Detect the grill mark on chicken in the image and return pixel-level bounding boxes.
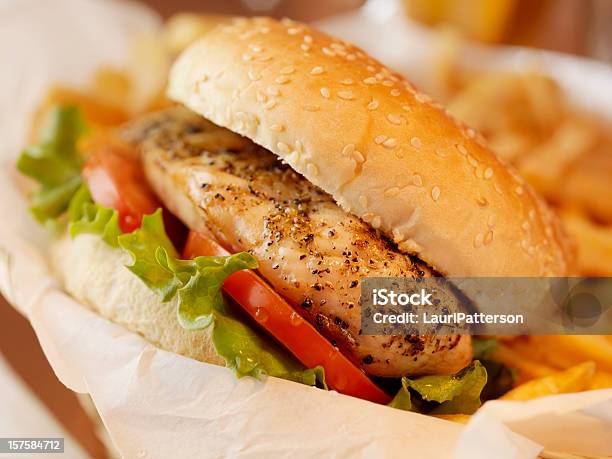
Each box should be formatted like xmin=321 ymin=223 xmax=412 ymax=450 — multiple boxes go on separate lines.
xmin=121 ymin=107 xmax=472 ymax=377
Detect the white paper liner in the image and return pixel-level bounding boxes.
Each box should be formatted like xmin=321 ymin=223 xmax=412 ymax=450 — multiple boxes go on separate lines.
xmin=0 ymin=0 xmax=610 ymax=457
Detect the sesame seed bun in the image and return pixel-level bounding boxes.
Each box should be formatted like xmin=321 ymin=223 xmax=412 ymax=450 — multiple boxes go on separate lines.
xmin=167 ymin=16 xmax=574 ymax=276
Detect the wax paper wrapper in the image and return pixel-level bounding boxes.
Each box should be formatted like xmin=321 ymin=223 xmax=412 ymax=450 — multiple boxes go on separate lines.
xmin=0 ymin=0 xmax=610 ymax=458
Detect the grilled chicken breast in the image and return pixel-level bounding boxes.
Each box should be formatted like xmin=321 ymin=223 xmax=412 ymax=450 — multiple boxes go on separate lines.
xmin=121 ymin=107 xmax=472 ymax=378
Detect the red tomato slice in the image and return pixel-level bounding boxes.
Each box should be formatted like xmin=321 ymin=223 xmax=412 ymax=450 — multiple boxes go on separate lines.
xmin=184 ymin=231 xmax=392 ymax=404
xmin=82 ymin=144 xmax=187 ymax=246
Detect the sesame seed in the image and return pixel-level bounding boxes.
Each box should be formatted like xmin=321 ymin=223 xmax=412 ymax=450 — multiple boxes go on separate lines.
xmin=267 ymin=85 xmax=280 ymax=96
xmin=270 ymin=124 xmax=284 ymax=132
xmin=367 ymin=100 xmax=379 ymax=110
xmin=249 ymin=44 xmax=263 ymax=53
xmin=494 ymin=182 xmax=504 ymax=194
xmin=248 ymin=70 xmax=261 ymax=81
xmin=487 ymin=215 xmax=496 ymax=228
xmin=415 ymin=92 xmax=431 ymax=103
xmin=390 ymin=89 xmax=401 ymax=96
xmin=280 ymin=65 xmax=295 ymax=75
xmin=410 ymin=137 xmax=422 ymax=149
xmin=392 ymin=228 xmax=405 ymax=242
xmin=322 ymin=47 xmax=336 ymax=57
xmin=476 ymin=196 xmax=488 ymax=206
xmin=337 ymin=90 xmax=355 ymax=100
xmin=371 ymin=216 xmax=382 ymax=228
xmin=521 ymin=240 xmax=530 ymax=251
xmin=383 ymin=137 xmax=397 ymax=148
xmin=474 ymin=233 xmax=484 ymax=248
xmin=363 ymin=77 xmax=377 ymax=85
xmin=362 ymin=213 xmax=374 ymax=223
xmin=304 ymin=34 xmax=313 ymax=43
xmin=382 ymin=80 xmax=394 ymax=87
xmin=367 ymin=65 xmax=376 ymax=72
xmin=264 ymin=99 xmax=277 ymax=110
xmin=342 ymin=144 xmax=355 ymax=156
xmin=359 ymin=195 xmax=368 ymax=208
xmin=529 ymin=209 xmax=536 ymax=220
xmin=294 ymin=140 xmax=304 ymax=153
xmin=346 ymin=54 xmax=356 ymax=61
xmin=484 ymin=167 xmax=494 ymax=179
xmin=242 ymin=53 xmax=253 ymax=62
xmin=522 ymin=221 xmax=530 ymax=231
xmin=340 ymin=79 xmax=354 ymax=85
xmin=352 ymin=150 xmax=365 ymax=163
xmin=288 ymin=27 xmax=300 ymax=35
xmin=431 ymin=186 xmax=441 ymax=201
xmin=484 ymin=230 xmax=494 ymax=246
xmin=456 ymin=144 xmax=468 ymax=156
xmin=384 ymin=187 xmax=400 ymax=197
xmin=475 ymin=168 xmax=484 ymax=179
xmin=374 ymin=135 xmax=387 ymax=144
xmin=402 ymin=105 xmax=411 ymax=112
xmin=516 ymin=186 xmax=524 ymax=195
xmin=320 ymin=87 xmax=330 ymax=98
xmin=467 ymin=155 xmax=478 ymax=168
xmin=310 ymin=66 xmax=324 ymax=75
xmin=301 ymin=44 xmax=310 ymax=52
xmin=387 ymin=114 xmax=401 ymax=125
xmin=259 ymin=26 xmax=270 ymax=33
xmin=256 ymin=91 xmax=267 ymax=102
xmin=412 ymin=174 xmax=423 ymax=186
xmin=277 ymin=142 xmax=290 ymax=154
xmin=275 ymin=76 xmax=290 ymax=84
xmin=306 ymin=163 xmax=319 ymax=176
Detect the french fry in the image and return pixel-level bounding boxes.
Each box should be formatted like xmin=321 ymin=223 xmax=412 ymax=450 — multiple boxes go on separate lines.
xmin=560 ymin=211 xmax=612 ymax=276
xmin=29 ymin=86 xmax=128 ymax=142
xmin=163 ymin=14 xmax=229 ymax=56
xmin=518 ymin=118 xmax=597 ymax=197
xmin=590 ymin=371 xmax=612 ymax=390
xmin=91 ymin=68 xmax=131 ymax=110
xmin=125 ymin=33 xmax=171 ymax=113
xmin=490 ymin=342 xmax=555 ymax=384
xmin=505 ymin=336 xmax=612 ymax=373
xmin=561 ymin=146 xmax=612 ymax=224
xmin=501 ymin=362 xmax=596 ymax=401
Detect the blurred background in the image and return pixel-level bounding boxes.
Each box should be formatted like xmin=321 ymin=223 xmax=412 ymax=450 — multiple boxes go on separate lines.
xmin=1 ymin=1 xmax=611 ymax=458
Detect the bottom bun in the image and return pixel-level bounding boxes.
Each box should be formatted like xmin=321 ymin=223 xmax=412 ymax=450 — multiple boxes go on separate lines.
xmin=51 ymin=234 xmax=224 ymax=366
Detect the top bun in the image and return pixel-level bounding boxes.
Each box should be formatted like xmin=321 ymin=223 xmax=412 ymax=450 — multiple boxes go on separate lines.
xmin=167 ymin=16 xmax=573 ymax=276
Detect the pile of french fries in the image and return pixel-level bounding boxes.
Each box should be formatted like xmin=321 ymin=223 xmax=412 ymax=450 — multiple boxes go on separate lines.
xmin=31 ymin=15 xmax=611 ymax=408
xmin=425 ymin=31 xmax=612 ymax=402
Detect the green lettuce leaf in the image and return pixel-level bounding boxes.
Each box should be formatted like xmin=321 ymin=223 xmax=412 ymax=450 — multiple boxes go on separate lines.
xmin=68 ymin=185 xmax=122 ymax=247
xmin=471 ymin=338 xmax=516 ymax=400
xmin=17 ymin=106 xmax=85 ymax=224
xmin=390 ymin=361 xmax=487 ymax=414
xmin=118 ymin=210 xmax=325 ymax=384
xmin=472 ymin=337 xmax=498 ymax=360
